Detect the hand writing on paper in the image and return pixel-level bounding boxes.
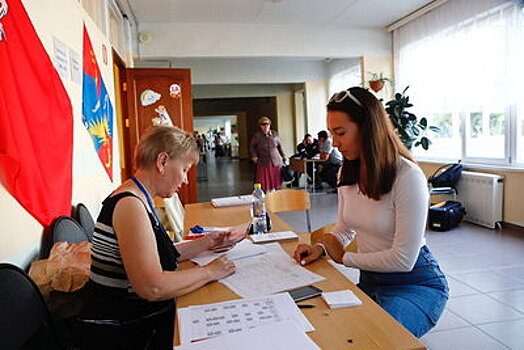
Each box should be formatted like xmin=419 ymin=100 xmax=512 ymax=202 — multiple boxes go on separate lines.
xmin=293 ymin=244 xmax=323 ymax=265
xmin=205 ymin=255 xmax=236 ymax=280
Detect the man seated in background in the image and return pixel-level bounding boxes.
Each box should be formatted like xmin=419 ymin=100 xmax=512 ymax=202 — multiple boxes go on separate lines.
xmin=316 ymin=130 xmax=343 ymax=190
xmin=290 ymin=134 xmax=320 ymax=187
xmin=296 ymin=133 xmax=320 ymax=159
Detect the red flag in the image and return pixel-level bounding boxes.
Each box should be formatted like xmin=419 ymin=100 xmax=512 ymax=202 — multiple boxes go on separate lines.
xmin=0 ymin=0 xmax=73 ymax=227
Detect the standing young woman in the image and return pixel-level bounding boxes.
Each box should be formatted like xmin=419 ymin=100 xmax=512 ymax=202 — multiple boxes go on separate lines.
xmin=294 ymin=87 xmax=448 ymax=337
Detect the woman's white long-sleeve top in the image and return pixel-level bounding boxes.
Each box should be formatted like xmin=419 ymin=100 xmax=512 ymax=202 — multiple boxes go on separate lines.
xmin=331 ymin=157 xmax=429 ymax=273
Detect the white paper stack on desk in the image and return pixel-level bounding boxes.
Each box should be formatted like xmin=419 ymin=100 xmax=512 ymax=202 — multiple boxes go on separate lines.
xmin=211 ymin=195 xmax=253 ymax=207
xmin=321 ymin=290 xmax=362 ymax=309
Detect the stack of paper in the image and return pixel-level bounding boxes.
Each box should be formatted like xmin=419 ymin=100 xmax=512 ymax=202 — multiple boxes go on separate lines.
xmin=177 ymin=293 xmax=315 ymax=344
xmin=211 ymin=195 xmax=253 ymax=207
xmin=321 ymin=290 xmax=362 ymax=309
xmin=174 ymin=321 xmax=320 ymax=350
xmin=220 ymin=243 xmax=325 ymax=298
xmin=190 ymin=240 xmax=267 ymax=266
xmin=250 ymin=231 xmax=298 ymax=243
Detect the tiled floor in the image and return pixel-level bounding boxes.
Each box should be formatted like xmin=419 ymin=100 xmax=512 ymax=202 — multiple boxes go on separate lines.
xmin=199 ymin=156 xmax=524 ymax=349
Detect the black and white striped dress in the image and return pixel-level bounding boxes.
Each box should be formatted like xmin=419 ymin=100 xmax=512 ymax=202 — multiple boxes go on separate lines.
xmin=90 ymin=192 xmax=180 ymax=298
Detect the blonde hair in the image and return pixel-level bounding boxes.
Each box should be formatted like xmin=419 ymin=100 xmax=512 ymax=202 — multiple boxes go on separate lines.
xmin=257 ymin=116 xmax=271 ymax=125
xmin=134 ymin=126 xmax=199 ymax=170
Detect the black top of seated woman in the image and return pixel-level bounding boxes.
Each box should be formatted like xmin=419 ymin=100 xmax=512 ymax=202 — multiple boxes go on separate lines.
xmin=81 ymin=192 xmax=180 ymax=322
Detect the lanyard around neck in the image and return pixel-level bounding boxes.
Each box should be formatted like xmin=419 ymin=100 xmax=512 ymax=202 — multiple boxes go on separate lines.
xmin=130 ymin=176 xmax=161 ymax=227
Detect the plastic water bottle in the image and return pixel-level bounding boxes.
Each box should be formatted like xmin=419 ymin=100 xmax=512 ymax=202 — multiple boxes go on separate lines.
xmin=251 ymin=183 xmax=267 ymax=234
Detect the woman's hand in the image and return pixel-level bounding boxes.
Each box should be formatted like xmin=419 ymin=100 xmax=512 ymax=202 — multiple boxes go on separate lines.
xmin=321 ymin=234 xmax=345 ymax=264
xmin=206 ymin=222 xmax=249 ymax=250
xmin=283 ymin=156 xmax=289 ymax=164
xmin=205 ymin=255 xmax=236 ymax=280
xmin=293 ymin=244 xmax=323 ymax=265
xmin=252 ymin=157 xmax=258 ymax=164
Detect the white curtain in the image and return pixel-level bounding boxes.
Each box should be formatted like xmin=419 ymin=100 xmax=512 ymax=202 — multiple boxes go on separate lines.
xmin=393 ymin=0 xmax=524 ymax=163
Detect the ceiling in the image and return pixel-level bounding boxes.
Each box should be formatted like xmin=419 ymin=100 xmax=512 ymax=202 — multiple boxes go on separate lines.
xmin=127 ymin=0 xmax=434 ymax=28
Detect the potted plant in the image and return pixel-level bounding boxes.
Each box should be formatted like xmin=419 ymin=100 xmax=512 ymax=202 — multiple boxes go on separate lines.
xmin=368 ymin=72 xmax=391 ymax=93
xmin=384 ymin=86 xmax=440 ymax=150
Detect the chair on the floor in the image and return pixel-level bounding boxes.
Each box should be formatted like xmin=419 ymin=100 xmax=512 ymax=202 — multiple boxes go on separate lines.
xmin=265 ymin=189 xmax=312 ymax=232
xmin=0 ymin=263 xmax=62 ymax=349
xmin=74 ymin=203 xmax=95 ymax=242
xmin=311 ymin=224 xmax=358 ymax=253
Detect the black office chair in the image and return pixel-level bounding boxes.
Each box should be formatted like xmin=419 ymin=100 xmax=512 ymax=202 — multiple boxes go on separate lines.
xmin=74 ymin=203 xmax=94 ymax=242
xmin=53 ymin=216 xmax=89 ymax=245
xmin=0 ymin=263 xmax=62 ymax=349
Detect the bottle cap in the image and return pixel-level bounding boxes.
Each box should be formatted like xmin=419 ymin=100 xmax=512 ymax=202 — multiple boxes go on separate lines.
xmin=254 ymin=183 xmax=261 ymax=189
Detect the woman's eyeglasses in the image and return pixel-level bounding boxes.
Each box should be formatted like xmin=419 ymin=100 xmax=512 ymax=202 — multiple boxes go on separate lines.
xmin=329 ymin=90 xmax=363 ymax=107
xmin=260 ymin=122 xmax=270 ymax=126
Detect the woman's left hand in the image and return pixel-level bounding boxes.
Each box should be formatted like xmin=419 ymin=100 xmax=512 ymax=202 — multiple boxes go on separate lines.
xmin=321 ymin=234 xmax=345 ymax=264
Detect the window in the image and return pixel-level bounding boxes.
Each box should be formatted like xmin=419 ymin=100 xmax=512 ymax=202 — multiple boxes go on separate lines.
xmin=394 ymin=1 xmax=524 ymax=166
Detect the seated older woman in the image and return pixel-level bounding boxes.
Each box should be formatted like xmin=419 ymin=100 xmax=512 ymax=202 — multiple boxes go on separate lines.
xmin=78 ymin=126 xmax=246 ymax=349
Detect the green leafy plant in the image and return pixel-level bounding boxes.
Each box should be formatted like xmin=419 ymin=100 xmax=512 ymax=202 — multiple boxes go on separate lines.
xmin=384 ymin=86 xmax=440 ymax=150
xmin=368 ymin=72 xmax=391 ymax=83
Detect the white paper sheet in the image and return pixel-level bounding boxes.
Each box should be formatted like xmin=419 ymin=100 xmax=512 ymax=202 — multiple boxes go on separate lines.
xmin=178 ymin=293 xmax=314 ymax=344
xmin=174 ymin=320 xmax=320 ymax=350
xmin=190 ymin=240 xmax=267 ymax=266
xmin=211 ymin=195 xmax=253 ymax=207
xmin=250 ymin=231 xmax=298 ymax=243
xmin=220 ymin=243 xmax=325 ymax=298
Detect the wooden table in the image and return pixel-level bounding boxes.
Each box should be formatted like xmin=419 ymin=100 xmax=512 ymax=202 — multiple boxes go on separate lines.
xmin=176 ymin=202 xmax=426 ymax=350
xmin=290 ymin=157 xmax=326 ymax=193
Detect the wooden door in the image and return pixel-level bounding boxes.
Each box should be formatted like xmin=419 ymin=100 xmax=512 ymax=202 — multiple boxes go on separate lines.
xmin=124 ymin=68 xmax=197 ymax=204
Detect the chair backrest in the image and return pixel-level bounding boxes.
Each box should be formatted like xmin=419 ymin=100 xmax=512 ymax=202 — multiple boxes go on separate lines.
xmin=310 ymin=224 xmax=358 ymax=253
xmin=0 ymin=263 xmax=60 ymax=349
xmin=265 ymin=189 xmax=310 ymax=213
xmin=163 ymin=194 xmax=185 ymax=242
xmin=53 ymin=216 xmax=89 ymax=245
xmin=74 ymin=203 xmax=94 ymax=242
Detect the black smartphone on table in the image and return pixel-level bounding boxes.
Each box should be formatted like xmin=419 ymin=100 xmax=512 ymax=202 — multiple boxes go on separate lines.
xmin=288 ymin=285 xmax=323 ymax=302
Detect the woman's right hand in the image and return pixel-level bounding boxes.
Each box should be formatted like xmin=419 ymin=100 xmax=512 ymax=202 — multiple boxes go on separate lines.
xmin=293 ymin=244 xmax=323 ymax=265
xmin=205 ymin=255 xmax=236 ymax=281
xmin=252 ymin=157 xmax=258 ymax=164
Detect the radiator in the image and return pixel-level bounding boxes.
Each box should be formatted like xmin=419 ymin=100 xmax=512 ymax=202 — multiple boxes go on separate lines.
xmin=455 ymin=171 xmax=504 ymax=229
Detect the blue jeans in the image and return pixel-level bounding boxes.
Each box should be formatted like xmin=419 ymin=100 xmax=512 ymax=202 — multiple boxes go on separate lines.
xmin=358 ymin=246 xmax=448 ymax=337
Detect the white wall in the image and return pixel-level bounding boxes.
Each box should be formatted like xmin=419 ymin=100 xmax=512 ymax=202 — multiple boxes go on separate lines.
xmin=0 ymin=0 xmax=122 ymax=265
xmin=193 ymin=84 xmax=301 ymax=99
xmin=305 ymin=80 xmax=329 ymax=136
xmin=138 ymin=23 xmax=390 ymax=59
xmin=135 ymin=58 xmax=328 ymax=85
xmin=276 ymin=93 xmax=296 ymax=156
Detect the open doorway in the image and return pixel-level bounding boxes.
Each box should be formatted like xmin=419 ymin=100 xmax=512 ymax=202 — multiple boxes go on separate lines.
xmin=193 ymin=97 xmax=278 ymax=201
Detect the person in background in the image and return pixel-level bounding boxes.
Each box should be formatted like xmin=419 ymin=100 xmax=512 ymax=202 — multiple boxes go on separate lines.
xmin=296 ymin=133 xmax=320 ymax=159
xmin=316 ymin=130 xmax=343 ymax=189
xmin=249 ymin=116 xmax=287 ymax=192
xmin=291 ymin=134 xmax=320 ymax=187
xmin=78 ymin=126 xmax=246 ymax=349
xmin=294 ymin=86 xmax=448 ymax=338
xmin=214 ymin=134 xmax=225 ymax=157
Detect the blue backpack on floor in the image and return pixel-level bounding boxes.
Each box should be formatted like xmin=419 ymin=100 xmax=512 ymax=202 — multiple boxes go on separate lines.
xmin=428 ymin=161 xmax=463 ymax=189
xmin=428 ymin=201 xmax=466 ymax=231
